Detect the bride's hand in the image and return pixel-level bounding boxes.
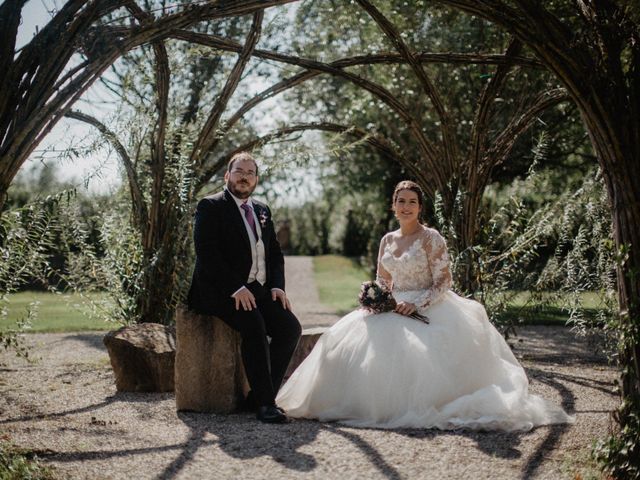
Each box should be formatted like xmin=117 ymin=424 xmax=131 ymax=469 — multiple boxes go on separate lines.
xmin=395 ymin=301 xmax=417 ymax=316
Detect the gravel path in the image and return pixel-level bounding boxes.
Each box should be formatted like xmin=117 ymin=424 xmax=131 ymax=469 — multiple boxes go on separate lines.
xmin=0 ymin=256 xmax=619 ymax=479
xmin=284 ymin=256 xmax=340 ymax=327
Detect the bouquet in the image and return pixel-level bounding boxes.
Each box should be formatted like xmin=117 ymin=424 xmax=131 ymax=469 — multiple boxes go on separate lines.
xmin=358 ymin=281 xmax=429 ymax=323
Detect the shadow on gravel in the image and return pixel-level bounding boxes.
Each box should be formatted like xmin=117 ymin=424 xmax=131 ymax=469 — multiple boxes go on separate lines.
xmin=397 ymin=424 xmax=572 ymax=480
xmin=0 ymin=397 xmax=118 ymax=426
xmin=392 ymin=366 xmax=578 ymax=480
xmin=511 ymin=327 xmax=609 ymax=365
xmin=518 ymin=368 xmax=576 ymax=480
xmin=168 ymin=414 xmax=408 ymax=480
xmin=71 ymin=333 xmax=107 ymax=352
xmin=160 ymin=362 xmax=590 ymax=480
xmin=37 ymin=333 xmax=106 ymax=352
xmin=0 ymin=392 xmax=172 ymax=425
xmin=164 ymin=412 xmax=321 ymax=479
xmin=34 ymin=442 xmax=202 ymax=464
xmin=323 ymin=423 xmax=405 ymax=480
xmin=528 ymin=367 xmax=616 ymax=397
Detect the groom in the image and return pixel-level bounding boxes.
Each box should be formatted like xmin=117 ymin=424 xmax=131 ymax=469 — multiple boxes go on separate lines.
xmin=187 ymin=152 xmax=301 ymax=424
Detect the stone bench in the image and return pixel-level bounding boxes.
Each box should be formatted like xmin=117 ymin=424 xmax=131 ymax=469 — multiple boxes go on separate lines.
xmin=175 ymin=305 xmax=325 ymax=413
xmin=284 ymin=326 xmax=324 ymax=379
xmin=104 ymin=322 xmax=176 ymax=393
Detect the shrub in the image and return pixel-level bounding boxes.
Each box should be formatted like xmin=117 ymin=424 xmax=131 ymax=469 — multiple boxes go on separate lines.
xmin=0 ymin=438 xmax=55 ymax=480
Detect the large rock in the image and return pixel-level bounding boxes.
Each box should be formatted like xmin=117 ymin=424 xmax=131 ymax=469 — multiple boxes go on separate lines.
xmin=174 ymin=306 xmax=327 ymax=413
xmin=103 ymin=323 xmax=176 ymax=392
xmin=284 ymin=326 xmax=325 ymax=379
xmin=175 ymin=306 xmax=248 ymax=413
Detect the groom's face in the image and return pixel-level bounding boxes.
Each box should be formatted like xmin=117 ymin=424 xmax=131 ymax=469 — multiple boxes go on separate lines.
xmin=225 ymin=159 xmax=258 ymax=199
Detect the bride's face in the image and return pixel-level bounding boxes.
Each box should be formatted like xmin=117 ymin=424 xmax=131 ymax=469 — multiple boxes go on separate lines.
xmin=394 ymin=190 xmax=421 ymax=222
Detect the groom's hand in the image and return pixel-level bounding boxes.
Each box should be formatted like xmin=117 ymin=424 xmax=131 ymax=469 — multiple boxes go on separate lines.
xmin=232 ymin=287 xmax=257 ymax=311
xmin=271 ymin=288 xmax=291 ymax=310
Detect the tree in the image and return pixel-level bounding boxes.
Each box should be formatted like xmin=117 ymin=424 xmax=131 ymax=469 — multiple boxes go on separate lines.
xmin=61 ymin=6 xmax=267 ymax=325
xmin=62 ymin=4 xmax=397 ymax=325
xmin=185 ymin=2 xmax=571 ymax=293
xmin=181 ymin=1 xmax=640 ymax=470
xmin=0 ymin=0 xmax=296 ymax=213
xmin=426 ymin=0 xmax=639 ymax=473
xmin=57 ymin=2 xmax=413 ymax=326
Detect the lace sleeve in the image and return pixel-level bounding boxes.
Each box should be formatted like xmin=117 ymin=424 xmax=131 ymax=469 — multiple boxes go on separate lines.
xmin=375 ymin=234 xmax=392 ymax=289
xmin=413 ymin=229 xmax=452 ymax=308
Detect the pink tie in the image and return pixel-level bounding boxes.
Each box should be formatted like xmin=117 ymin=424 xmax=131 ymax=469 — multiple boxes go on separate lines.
xmin=241 ymin=203 xmax=258 ymax=240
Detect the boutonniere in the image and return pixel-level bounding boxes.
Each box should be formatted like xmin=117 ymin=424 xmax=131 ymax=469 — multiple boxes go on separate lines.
xmin=259 ymin=211 xmax=269 ymax=228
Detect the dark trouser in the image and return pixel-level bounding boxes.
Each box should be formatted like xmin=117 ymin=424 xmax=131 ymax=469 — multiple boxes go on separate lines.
xmin=221 ymin=281 xmax=301 ymax=407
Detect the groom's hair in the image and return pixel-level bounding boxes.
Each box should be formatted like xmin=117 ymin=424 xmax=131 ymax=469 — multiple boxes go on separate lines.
xmin=228 ymin=151 xmax=259 ymax=176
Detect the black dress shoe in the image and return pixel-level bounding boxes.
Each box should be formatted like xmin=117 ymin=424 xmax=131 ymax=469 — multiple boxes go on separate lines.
xmin=256 ymin=405 xmax=288 ymax=424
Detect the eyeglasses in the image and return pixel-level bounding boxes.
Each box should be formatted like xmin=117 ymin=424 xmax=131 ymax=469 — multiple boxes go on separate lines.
xmin=230 ymin=169 xmax=256 ymax=179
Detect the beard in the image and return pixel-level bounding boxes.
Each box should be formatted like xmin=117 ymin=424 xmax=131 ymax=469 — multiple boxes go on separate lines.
xmin=226 ymin=178 xmax=256 ymax=199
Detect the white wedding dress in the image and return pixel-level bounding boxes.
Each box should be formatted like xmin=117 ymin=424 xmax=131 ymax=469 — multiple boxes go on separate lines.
xmin=276 ymin=227 xmax=574 ymax=431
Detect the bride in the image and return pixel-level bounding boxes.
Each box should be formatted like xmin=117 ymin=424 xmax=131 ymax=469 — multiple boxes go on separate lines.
xmin=276 ymin=180 xmax=574 ymax=430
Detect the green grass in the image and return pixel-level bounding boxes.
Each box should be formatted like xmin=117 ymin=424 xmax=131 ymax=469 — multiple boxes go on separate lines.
xmin=496 ymin=291 xmax=610 ymax=326
xmin=1 ymin=260 xmax=613 ymax=333
xmin=0 ymin=439 xmax=56 ymax=479
xmin=312 ymin=255 xmax=611 ymax=325
xmin=1 ymin=291 xmax=115 ymax=333
xmin=313 ymin=255 xmax=370 ymax=315
xmin=507 ymin=290 xmax=606 ymax=309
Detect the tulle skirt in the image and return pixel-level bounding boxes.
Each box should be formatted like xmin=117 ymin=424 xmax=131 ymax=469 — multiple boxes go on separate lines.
xmin=276 ymin=290 xmax=574 ymax=431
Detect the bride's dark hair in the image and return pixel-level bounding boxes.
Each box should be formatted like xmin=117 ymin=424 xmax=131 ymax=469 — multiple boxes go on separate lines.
xmin=392 ymin=180 xmax=424 ymax=208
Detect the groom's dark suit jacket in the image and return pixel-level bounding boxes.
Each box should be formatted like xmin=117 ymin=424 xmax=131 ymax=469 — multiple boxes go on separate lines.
xmin=187 ymin=189 xmax=285 ymax=318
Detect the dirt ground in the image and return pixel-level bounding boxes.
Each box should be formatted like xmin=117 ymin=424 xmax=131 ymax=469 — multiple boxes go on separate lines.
xmin=0 ymin=325 xmax=617 ymax=480
xmin=0 ymin=256 xmax=620 ymax=479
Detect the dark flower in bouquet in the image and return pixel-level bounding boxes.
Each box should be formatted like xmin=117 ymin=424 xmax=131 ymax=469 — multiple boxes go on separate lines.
xmin=358 ymin=281 xmax=429 ymax=323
